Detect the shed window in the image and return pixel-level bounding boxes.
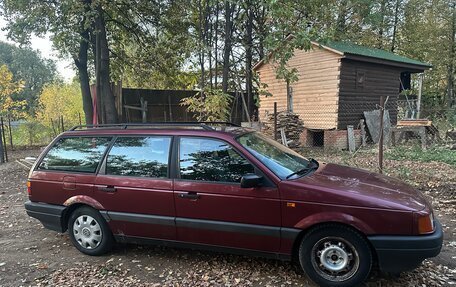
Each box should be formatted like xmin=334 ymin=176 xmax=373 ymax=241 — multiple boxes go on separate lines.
xmin=356 ymin=70 xmax=365 ymax=89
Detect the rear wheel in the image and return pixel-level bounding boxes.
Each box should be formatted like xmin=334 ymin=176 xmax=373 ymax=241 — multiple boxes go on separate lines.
xmin=298 ymin=224 xmax=372 ymax=287
xmin=68 ymin=206 xmax=113 ymax=256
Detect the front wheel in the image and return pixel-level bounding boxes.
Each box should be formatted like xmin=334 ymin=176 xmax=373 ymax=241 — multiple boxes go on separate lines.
xmin=68 ymin=206 xmax=113 ymax=256
xmin=299 ymin=224 xmax=372 ymax=287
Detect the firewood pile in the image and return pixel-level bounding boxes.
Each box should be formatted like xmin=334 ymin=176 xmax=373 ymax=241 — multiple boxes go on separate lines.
xmin=263 ymin=111 xmax=304 ymax=149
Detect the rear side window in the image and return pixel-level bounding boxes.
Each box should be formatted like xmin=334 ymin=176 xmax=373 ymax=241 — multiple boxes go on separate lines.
xmin=179 ymin=137 xmax=254 ymax=183
xmin=38 ymin=137 xmax=112 ymax=173
xmin=106 ymin=136 xmax=171 ymax=178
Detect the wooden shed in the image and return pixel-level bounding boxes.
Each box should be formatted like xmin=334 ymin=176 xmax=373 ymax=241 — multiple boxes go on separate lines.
xmin=254 ymin=41 xmax=431 ymax=148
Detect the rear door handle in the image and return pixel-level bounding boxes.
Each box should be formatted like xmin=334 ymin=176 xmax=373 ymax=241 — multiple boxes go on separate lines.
xmin=178 ymin=192 xmax=200 ymax=200
xmin=98 ymin=186 xmax=116 ymax=193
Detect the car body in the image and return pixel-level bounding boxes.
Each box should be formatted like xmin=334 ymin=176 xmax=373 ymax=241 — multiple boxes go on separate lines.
xmin=24 ymin=123 xmax=443 ymax=287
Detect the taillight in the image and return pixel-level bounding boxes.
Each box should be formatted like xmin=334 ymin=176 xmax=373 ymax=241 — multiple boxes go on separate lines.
xmin=27 ymin=181 xmax=32 ymax=196
xmin=417 ymin=213 xmax=434 ymax=234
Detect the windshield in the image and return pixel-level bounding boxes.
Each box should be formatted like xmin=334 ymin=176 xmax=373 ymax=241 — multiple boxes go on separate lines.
xmin=237 ymin=132 xmax=315 ymax=179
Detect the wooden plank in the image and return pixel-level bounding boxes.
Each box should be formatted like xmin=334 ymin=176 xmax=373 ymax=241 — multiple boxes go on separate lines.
xmin=397 ymin=119 xmax=432 ymax=127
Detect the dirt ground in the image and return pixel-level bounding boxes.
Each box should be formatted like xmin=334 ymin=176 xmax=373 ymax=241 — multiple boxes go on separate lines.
xmin=0 ymin=148 xmax=455 ymax=287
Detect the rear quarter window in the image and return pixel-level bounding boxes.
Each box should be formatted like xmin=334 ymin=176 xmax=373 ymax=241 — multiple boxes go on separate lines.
xmin=38 ymin=137 xmax=112 ymax=173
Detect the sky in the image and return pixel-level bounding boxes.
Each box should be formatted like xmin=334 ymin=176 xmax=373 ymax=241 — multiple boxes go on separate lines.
xmin=0 ymin=16 xmax=76 ymax=81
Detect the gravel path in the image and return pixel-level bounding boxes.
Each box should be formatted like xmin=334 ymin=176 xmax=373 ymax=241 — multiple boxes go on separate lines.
xmin=0 ymin=148 xmax=455 ymax=286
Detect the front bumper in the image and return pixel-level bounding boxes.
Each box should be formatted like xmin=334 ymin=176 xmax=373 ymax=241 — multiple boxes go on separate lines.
xmin=368 ymin=220 xmax=443 ymax=272
xmin=25 ymin=200 xmax=67 ymax=233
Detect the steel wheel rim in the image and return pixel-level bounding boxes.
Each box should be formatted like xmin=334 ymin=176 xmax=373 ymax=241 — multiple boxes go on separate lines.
xmin=310 ymin=236 xmax=360 ymax=282
xmin=73 ymin=215 xmax=102 ymax=250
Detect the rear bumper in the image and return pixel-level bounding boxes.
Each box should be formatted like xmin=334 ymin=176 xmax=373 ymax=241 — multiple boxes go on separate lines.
xmin=24 ymin=201 xmax=66 ymax=233
xmin=368 ymin=220 xmax=443 ymax=272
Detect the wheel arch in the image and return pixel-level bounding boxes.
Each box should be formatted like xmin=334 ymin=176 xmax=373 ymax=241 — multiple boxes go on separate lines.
xmin=290 ymin=219 xmax=377 ymax=264
xmin=62 ymin=196 xmax=106 ymax=232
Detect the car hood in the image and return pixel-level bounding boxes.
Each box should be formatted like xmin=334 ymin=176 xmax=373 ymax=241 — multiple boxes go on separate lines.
xmin=280 ymin=163 xmax=428 ymax=211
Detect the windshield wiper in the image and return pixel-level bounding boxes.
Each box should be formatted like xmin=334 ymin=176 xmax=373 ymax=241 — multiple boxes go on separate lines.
xmin=285 ymin=158 xmax=319 ymax=179
xmin=286 ymin=167 xmax=311 ymax=179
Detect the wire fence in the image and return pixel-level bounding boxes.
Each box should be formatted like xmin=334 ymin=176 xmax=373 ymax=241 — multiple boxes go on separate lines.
xmin=0 ymin=114 xmax=83 ymax=162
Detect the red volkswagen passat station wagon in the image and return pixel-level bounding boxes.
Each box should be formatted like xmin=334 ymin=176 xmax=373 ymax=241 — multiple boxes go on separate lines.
xmin=25 ymin=123 xmax=442 ymax=287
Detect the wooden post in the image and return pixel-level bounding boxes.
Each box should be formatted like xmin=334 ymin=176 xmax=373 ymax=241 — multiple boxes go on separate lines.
xmin=78 ymin=112 xmax=82 ymax=125
xmin=7 ymin=115 xmax=13 ymax=151
xmin=140 ymin=97 xmax=147 ymax=123
xmin=360 ymin=119 xmax=366 ymax=147
xmin=417 ymin=73 xmax=423 ymax=119
xmin=347 ymin=125 xmax=355 ymax=152
xmin=60 ymin=115 xmax=65 ymax=132
xmin=0 ymin=117 xmax=6 ymax=162
xmin=379 ymin=96 xmax=385 ymax=174
xmin=168 ymin=94 xmax=173 ymax=122
xmin=273 ymin=102 xmax=278 ymax=141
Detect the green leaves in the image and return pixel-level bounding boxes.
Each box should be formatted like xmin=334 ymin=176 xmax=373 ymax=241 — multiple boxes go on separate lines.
xmin=180 ymin=89 xmax=233 ymax=122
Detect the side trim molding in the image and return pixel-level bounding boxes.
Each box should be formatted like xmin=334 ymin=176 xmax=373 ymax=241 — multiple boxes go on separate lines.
xmin=176 ymin=217 xmax=281 ymax=238
xmin=107 ymin=211 xmax=175 ymax=227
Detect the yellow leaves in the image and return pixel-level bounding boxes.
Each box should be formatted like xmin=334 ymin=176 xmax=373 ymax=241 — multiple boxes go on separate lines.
xmin=0 ymin=64 xmax=26 ymax=119
xmin=37 ymin=81 xmax=84 ymax=126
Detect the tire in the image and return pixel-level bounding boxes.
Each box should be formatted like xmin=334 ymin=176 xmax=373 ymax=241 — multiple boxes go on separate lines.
xmin=68 ymin=206 xmax=113 ymax=256
xmin=298 ymin=224 xmax=372 ymax=287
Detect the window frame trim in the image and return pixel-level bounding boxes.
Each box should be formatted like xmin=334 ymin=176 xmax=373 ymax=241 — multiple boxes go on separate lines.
xmin=35 ymin=135 xmax=114 ymax=175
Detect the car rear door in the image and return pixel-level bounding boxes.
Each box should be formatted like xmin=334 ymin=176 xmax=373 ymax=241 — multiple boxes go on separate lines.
xmin=174 ymin=136 xmax=281 ymax=252
xmin=94 ymin=135 xmax=176 ymax=241
xmin=32 ymin=136 xmax=112 ymax=205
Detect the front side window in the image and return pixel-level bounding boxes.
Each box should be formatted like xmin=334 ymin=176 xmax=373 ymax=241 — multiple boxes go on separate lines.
xmin=38 ymin=137 xmax=111 ymax=173
xmin=179 ymin=137 xmax=254 ymax=183
xmin=106 ymin=136 xmax=171 ymax=178
xmin=237 ymin=132 xmax=312 ymax=179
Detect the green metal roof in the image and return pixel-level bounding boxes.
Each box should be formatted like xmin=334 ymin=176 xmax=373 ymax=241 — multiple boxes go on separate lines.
xmin=322 ymin=41 xmax=431 ymax=68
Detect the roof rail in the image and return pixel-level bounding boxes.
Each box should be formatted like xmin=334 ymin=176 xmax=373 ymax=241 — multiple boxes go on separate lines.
xmin=68 ymin=122 xmax=240 ymax=131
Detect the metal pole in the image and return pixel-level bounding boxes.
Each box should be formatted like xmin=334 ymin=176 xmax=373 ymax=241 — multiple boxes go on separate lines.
xmin=379 ymin=96 xmax=385 ymax=174
xmin=0 ymin=119 xmax=4 ymax=163
xmin=1 ymin=117 xmax=8 ymax=162
xmin=273 ymin=102 xmax=278 ymax=141
xmin=417 ymin=73 xmax=423 ymax=119
xmin=7 ymin=115 xmax=13 ymax=151
xmin=78 ymin=112 xmax=82 ymax=125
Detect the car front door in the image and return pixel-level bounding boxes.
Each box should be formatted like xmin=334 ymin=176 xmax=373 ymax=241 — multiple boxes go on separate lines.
xmin=174 ymin=136 xmax=281 ymax=252
xmin=94 ymin=136 xmax=176 ymax=241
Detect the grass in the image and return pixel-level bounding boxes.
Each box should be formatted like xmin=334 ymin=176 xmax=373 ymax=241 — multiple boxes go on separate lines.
xmin=385 ymin=145 xmax=456 ymax=167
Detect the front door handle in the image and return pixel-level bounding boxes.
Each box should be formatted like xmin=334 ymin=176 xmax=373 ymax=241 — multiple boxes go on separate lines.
xmin=178 ymin=192 xmax=200 ymax=200
xmin=97 ymin=186 xmax=116 ymax=193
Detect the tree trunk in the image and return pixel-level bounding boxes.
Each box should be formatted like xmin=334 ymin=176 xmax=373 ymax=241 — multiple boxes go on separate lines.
xmin=446 ymin=2 xmax=456 ymax=108
xmin=74 ymin=26 xmax=93 ymax=125
xmin=72 ymin=0 xmax=93 ymax=125
xmin=95 ymin=5 xmax=118 ymax=124
xmin=378 ymin=0 xmax=387 ymax=49
xmin=245 ymin=3 xmax=254 ymax=121
xmin=214 ymin=2 xmax=219 ymax=88
xmin=222 ymin=1 xmax=233 ymax=93
xmin=390 ymin=0 xmax=400 ymax=52
xmin=335 ymin=0 xmax=348 ymax=40
xmin=198 ymin=0 xmax=205 ymax=90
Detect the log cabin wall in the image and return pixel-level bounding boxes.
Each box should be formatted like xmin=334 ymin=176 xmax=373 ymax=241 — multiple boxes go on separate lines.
xmin=257 ymin=47 xmax=342 ymax=130
xmin=337 ymin=59 xmax=402 ymax=129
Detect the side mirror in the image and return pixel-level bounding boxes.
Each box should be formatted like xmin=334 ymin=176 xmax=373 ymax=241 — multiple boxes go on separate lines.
xmin=240 ymin=174 xmax=262 ymax=188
